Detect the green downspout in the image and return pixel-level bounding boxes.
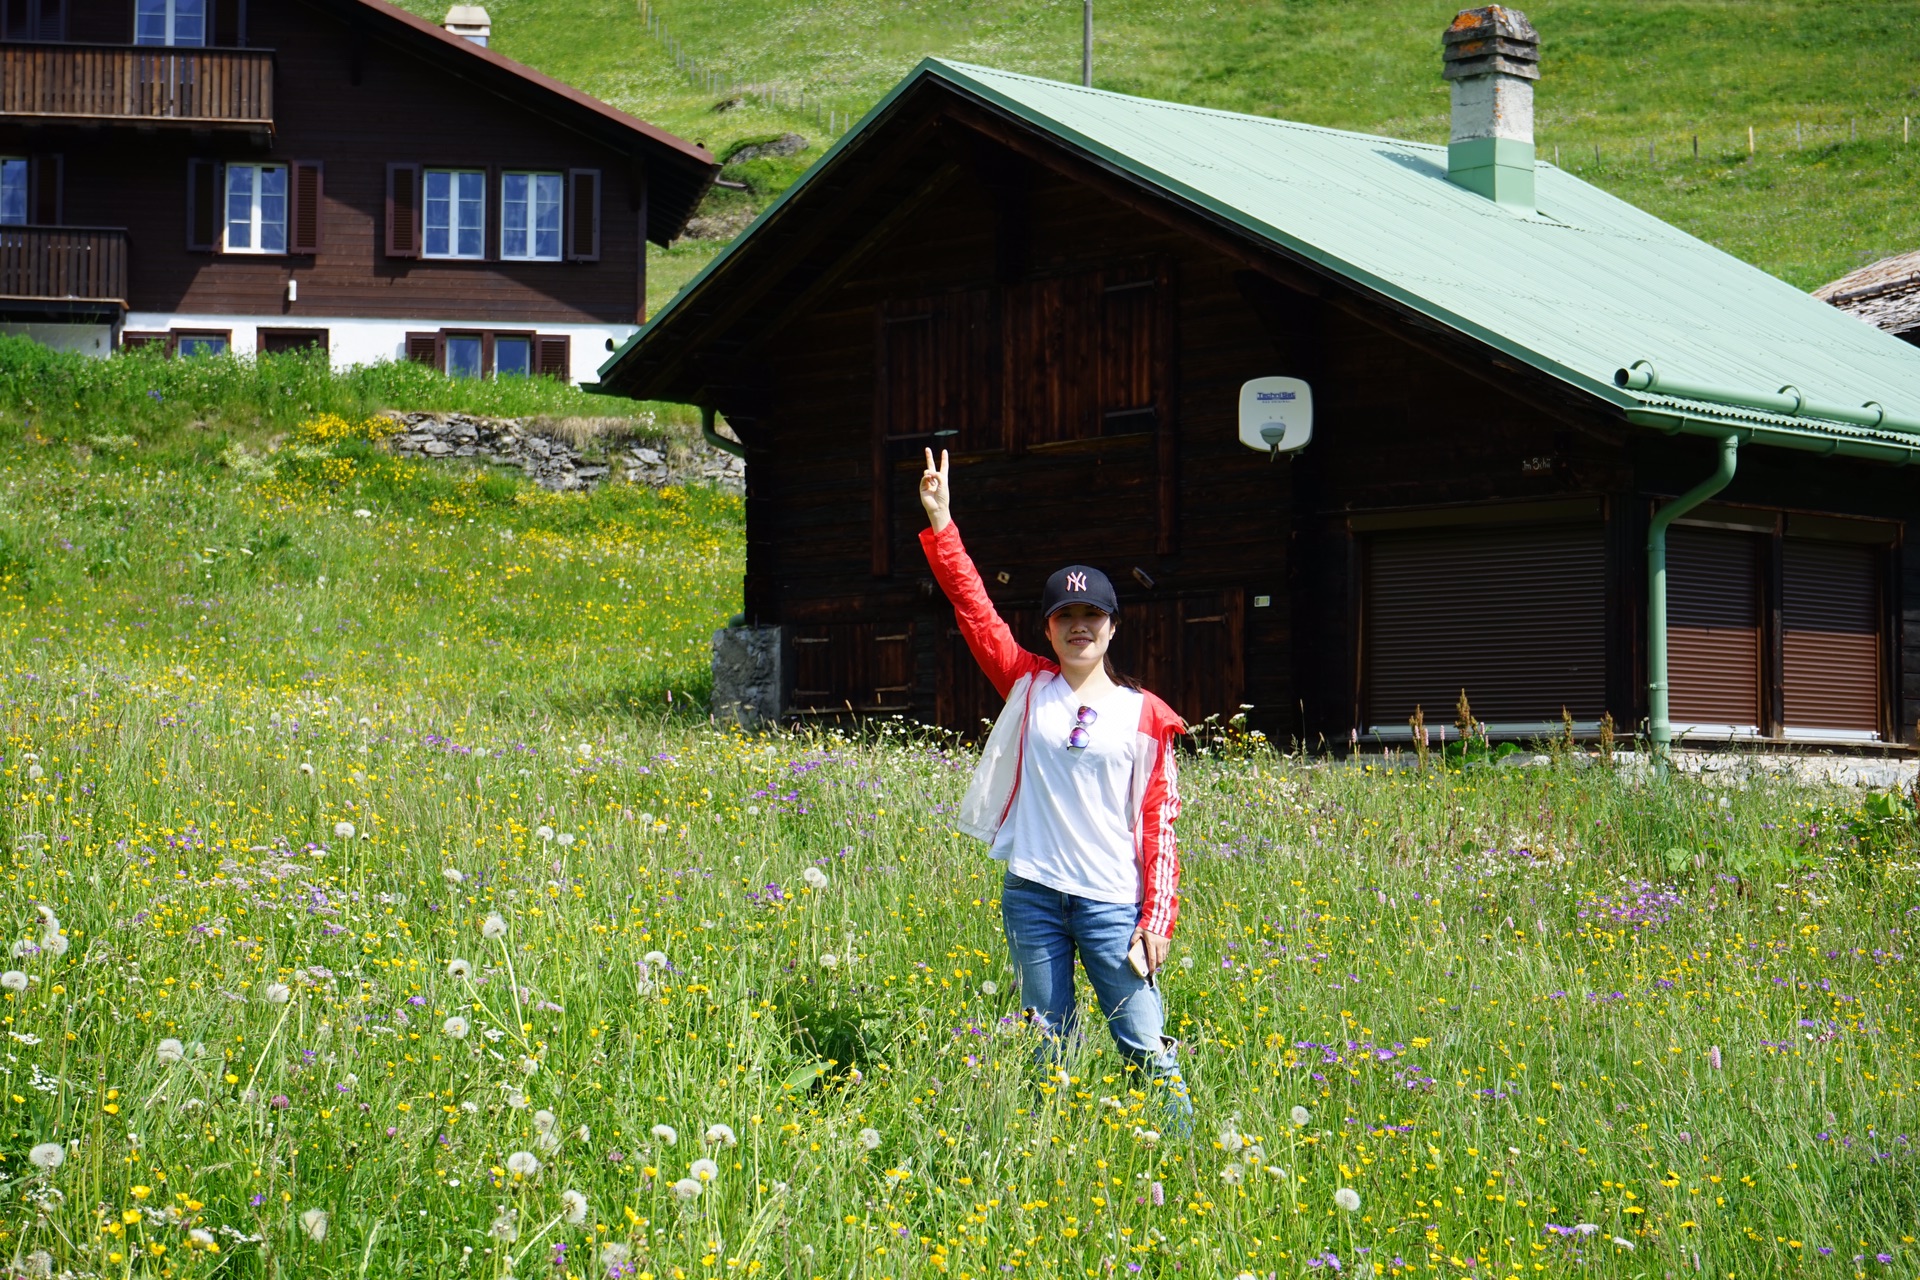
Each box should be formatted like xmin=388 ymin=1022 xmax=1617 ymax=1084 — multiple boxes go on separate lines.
xmin=701 ymin=406 xmax=745 ymax=460
xmin=1647 ymin=432 xmax=1739 ymax=755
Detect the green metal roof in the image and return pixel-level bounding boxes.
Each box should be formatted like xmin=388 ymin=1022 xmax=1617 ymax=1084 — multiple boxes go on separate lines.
xmin=603 ymin=59 xmax=1920 ymax=462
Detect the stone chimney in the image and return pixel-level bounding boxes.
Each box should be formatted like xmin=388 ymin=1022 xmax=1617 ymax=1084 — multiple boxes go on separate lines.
xmin=1442 ymin=6 xmax=1539 ymax=210
xmin=443 ymin=5 xmax=492 ymax=47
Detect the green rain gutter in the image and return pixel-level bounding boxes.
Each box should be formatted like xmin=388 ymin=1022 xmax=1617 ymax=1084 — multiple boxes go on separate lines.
xmin=1646 ymin=431 xmax=1738 ymax=756
xmin=701 ymin=406 xmax=745 ymax=460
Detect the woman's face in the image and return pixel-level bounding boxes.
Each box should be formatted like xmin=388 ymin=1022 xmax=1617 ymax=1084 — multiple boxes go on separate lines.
xmin=1047 ymin=603 xmax=1115 ymax=668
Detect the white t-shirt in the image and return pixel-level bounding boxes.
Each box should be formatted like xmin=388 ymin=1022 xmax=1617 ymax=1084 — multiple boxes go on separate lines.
xmin=992 ymin=675 xmax=1145 ymax=905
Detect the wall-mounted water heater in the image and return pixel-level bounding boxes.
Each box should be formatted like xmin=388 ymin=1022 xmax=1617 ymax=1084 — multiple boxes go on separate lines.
xmin=1239 ymin=376 xmax=1313 ymax=457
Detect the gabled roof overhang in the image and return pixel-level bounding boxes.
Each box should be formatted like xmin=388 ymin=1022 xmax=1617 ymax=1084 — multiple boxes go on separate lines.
xmin=323 ymin=0 xmax=717 ymax=243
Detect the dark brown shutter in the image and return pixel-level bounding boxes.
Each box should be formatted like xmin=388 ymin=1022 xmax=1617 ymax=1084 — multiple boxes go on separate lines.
xmin=212 ymin=0 xmax=241 ymax=46
xmin=790 ymin=627 xmax=836 ymax=711
xmin=29 ymin=154 xmax=60 ymax=225
xmin=385 ymin=163 xmax=420 ymax=259
xmin=566 ymin=169 xmax=600 ymax=261
xmin=535 ymin=335 xmax=570 ymax=380
xmin=120 ymin=331 xmax=168 ymax=351
xmin=1363 ymin=522 xmax=1607 ymax=731
xmin=1666 ymin=525 xmax=1761 ymax=734
xmin=3 ymin=0 xmax=26 ymax=39
xmin=791 ymin=623 xmax=914 ymax=714
xmin=1003 ymin=272 xmax=1099 ymax=446
xmin=1782 ymin=539 xmax=1880 ymax=738
xmin=404 ymin=331 xmax=440 ymax=367
xmin=288 ymin=160 xmax=322 ymax=255
xmin=1097 ymin=268 xmax=1159 ymax=436
xmin=186 ymin=158 xmax=221 ymax=252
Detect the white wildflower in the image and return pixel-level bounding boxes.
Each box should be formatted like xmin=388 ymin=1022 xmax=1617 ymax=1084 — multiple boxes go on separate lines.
xmin=1610 ymin=1237 xmax=1635 ymax=1251
xmin=443 ymin=867 xmax=465 ymax=885
xmin=703 ymin=1123 xmax=737 ymax=1148
xmin=535 ymin=825 xmax=554 ymax=842
xmin=189 ymin=1228 xmax=215 ymax=1247
xmin=21 ymin=1250 xmax=51 ymax=1277
xmin=156 ymin=1037 xmax=186 ymax=1065
xmin=505 ymin=1150 xmax=540 ymax=1178
xmin=27 ymin=1141 xmax=64 ymax=1170
xmin=1219 ymin=1123 xmax=1245 ymax=1153
xmin=802 ymin=867 xmax=829 ymax=890
xmin=298 ymin=761 xmax=314 ymax=776
xmin=1290 ymin=1105 xmax=1311 ymax=1127
xmin=690 ymin=1157 xmax=719 ymax=1182
xmin=671 ymin=1177 xmax=702 ymax=1200
xmin=262 ymin=982 xmax=292 ymax=1004
xmin=505 ymin=1090 xmax=528 ymax=1109
xmin=300 ymin=1208 xmax=328 ymax=1242
xmin=1220 ymin=1164 xmax=1243 ymax=1185
xmin=601 ymin=1243 xmax=632 ymax=1269
xmin=446 ymin=957 xmax=472 ymax=980
xmin=857 ymin=1127 xmax=881 ymax=1150
xmin=352 ymin=508 xmax=372 ymax=519
xmin=481 ymin=912 xmax=508 ymax=939
xmin=561 ymin=1189 xmax=588 ymax=1224
xmin=489 ymin=1208 xmax=519 ymax=1241
xmin=1334 ymin=1187 xmax=1361 ymax=1212
xmin=979 ymin=980 xmax=998 ymax=996
xmin=1 ymin=970 xmax=28 ymax=992
xmin=533 ymin=1109 xmax=557 ymax=1133
xmin=642 ymin=950 xmax=669 ymax=969
xmin=442 ymin=1016 xmax=470 ymax=1039
xmin=651 ymin=1124 xmax=678 ymax=1146
xmin=818 ymin=953 xmax=838 ymax=969
xmin=332 ymin=821 xmax=355 ymax=840
xmin=1133 ymin=1127 xmax=1160 ymax=1146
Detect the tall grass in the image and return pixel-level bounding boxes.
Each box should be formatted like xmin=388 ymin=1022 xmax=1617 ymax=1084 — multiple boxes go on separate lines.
xmin=0 ymin=337 xmax=656 ymax=450
xmin=0 ymin=417 xmax=1915 ymax=1277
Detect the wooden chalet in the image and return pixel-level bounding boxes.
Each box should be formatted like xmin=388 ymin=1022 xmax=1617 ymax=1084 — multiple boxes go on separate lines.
xmin=599 ymin=8 xmax=1920 ymax=752
xmin=0 ymin=0 xmax=714 ymax=381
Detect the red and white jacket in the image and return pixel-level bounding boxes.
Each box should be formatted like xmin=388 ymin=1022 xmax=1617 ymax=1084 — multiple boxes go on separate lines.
xmin=921 ymin=522 xmax=1186 ymax=937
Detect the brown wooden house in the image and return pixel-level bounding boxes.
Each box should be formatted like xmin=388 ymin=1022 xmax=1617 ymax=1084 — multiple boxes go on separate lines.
xmin=599 ymin=15 xmax=1920 ymax=752
xmin=0 ymin=0 xmax=714 ymax=380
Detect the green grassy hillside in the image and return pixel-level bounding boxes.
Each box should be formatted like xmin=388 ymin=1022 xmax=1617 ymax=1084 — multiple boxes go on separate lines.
xmin=398 ymin=0 xmax=1920 ymax=293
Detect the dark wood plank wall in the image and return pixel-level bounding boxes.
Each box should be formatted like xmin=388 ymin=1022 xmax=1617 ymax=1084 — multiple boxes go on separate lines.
xmin=0 ymin=0 xmax=646 ymax=323
xmin=755 ymin=160 xmax=1298 ymax=734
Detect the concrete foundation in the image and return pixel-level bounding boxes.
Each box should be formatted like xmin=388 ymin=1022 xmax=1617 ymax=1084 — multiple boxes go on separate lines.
xmin=711 ymin=625 xmax=786 ymax=730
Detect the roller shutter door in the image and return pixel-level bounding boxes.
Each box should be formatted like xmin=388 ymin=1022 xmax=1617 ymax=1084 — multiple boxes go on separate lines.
xmin=1364 ymin=523 xmax=1605 ymax=731
xmin=1782 ymin=539 xmax=1881 ymax=739
xmin=1667 ymin=526 xmax=1760 ymax=737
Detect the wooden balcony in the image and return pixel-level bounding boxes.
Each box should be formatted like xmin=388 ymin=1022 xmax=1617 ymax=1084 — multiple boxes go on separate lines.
xmin=0 ymin=226 xmax=129 ymax=316
xmin=0 ymin=43 xmax=272 ymax=130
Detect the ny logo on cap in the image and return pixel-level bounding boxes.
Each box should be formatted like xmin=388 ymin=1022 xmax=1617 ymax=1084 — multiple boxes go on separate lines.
xmin=1066 ymin=571 xmax=1088 ymax=592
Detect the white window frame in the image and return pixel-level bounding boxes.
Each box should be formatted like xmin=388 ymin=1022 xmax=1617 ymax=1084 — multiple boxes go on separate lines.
xmin=224 ymin=163 xmax=288 ymax=255
xmin=135 ymin=0 xmax=207 ymax=47
xmin=424 ymin=169 xmax=487 ymax=260
xmin=0 ymin=158 xmax=27 ymax=227
xmin=499 ymin=172 xmax=563 ymax=262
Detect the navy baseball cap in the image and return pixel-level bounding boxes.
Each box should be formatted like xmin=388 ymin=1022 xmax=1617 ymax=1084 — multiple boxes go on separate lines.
xmin=1042 ymin=565 xmax=1120 ymax=618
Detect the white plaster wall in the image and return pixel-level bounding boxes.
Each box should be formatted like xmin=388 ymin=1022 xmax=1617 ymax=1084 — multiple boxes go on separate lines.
xmin=118 ymin=314 xmax=637 ymax=386
xmin=0 ymin=322 xmax=113 ymax=356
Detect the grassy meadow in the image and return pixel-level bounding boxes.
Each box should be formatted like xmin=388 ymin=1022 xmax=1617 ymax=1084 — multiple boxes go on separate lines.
xmin=0 ymin=365 xmax=1915 ymax=1278
xmin=391 ymin=0 xmax=1920 ymax=291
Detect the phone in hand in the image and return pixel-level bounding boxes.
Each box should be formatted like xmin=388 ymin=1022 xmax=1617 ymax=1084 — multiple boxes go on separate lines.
xmin=1128 ymin=936 xmax=1150 ymax=978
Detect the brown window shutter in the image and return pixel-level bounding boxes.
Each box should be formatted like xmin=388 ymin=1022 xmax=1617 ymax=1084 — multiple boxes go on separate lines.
xmin=566 ymin=168 xmax=600 ymax=261
xmin=1666 ymin=525 xmax=1762 ymax=735
xmin=29 ymin=154 xmax=60 ymax=225
xmin=288 ymin=160 xmax=322 ymax=255
xmin=404 ymin=331 xmax=440 ymax=367
xmin=535 ymin=335 xmax=570 ymax=380
xmin=1782 ymin=539 xmax=1881 ymax=738
xmin=3 ymin=0 xmax=25 ymax=38
xmin=186 ymin=158 xmax=221 ymax=252
xmin=212 ymin=0 xmax=242 ymax=46
xmin=385 ymin=163 xmax=421 ymax=259
xmin=1363 ymin=522 xmax=1608 ymax=732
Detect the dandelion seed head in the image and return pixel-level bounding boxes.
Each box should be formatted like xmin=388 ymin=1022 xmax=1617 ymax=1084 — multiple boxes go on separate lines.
xmin=1335 ymin=1186 xmax=1362 ymax=1212
xmin=703 ymin=1123 xmax=737 ymax=1147
xmin=155 ymin=1037 xmax=185 ymax=1065
xmin=560 ymin=1188 xmax=588 ymax=1224
xmin=446 ymin=958 xmax=472 ymax=980
xmin=671 ymin=1178 xmax=702 ymax=1200
xmin=442 ymin=1016 xmax=470 ymax=1039
xmin=505 ymin=1150 xmax=541 ymax=1178
xmin=1291 ymin=1105 xmax=1312 ymax=1127
xmin=482 ymin=912 xmax=508 ymax=939
xmin=651 ymin=1124 xmax=678 ymax=1146
xmin=28 ymin=1142 xmax=64 ymax=1170
xmin=2 ymin=970 xmax=28 ymax=992
xmin=857 ymin=1127 xmax=881 ymax=1150
xmin=802 ymin=867 xmax=829 ymax=890
xmin=332 ymin=820 xmax=355 ymax=840
xmin=300 ymin=1208 xmax=328 ymax=1242
xmin=262 ymin=982 xmax=292 ymax=1005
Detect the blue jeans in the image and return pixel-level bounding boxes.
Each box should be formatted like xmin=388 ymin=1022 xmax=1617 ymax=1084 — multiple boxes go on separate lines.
xmin=1000 ymin=870 xmax=1193 ymax=1133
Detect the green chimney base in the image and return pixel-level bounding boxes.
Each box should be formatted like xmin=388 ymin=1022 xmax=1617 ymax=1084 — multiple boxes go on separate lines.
xmin=1447 ymin=136 xmax=1537 ymax=211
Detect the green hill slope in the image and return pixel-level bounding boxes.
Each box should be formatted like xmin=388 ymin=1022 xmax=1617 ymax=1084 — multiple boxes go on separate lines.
xmin=399 ymin=0 xmax=1920 ymax=292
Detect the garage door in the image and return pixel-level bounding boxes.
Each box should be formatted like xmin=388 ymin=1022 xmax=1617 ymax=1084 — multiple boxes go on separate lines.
xmin=1782 ymin=539 xmax=1881 ymax=740
xmin=1364 ymin=522 xmax=1606 ymax=733
xmin=1667 ymin=525 xmax=1761 ymax=738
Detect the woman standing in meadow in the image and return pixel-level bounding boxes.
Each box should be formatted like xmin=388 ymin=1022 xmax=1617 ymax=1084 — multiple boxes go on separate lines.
xmin=918 ymin=448 xmax=1193 ymax=1130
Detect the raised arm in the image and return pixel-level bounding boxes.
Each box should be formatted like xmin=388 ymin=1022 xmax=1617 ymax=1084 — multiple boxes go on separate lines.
xmin=917 ymin=449 xmax=1051 ymax=698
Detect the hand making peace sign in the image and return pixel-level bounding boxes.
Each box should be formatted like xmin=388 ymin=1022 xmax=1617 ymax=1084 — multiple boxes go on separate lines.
xmin=919 ymin=447 xmax=952 ymax=532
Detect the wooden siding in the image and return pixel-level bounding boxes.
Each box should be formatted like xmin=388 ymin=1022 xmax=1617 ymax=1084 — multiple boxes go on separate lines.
xmin=0 ymin=0 xmax=650 ymax=324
